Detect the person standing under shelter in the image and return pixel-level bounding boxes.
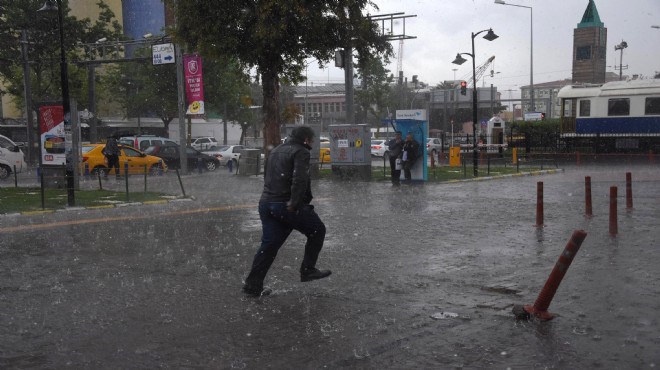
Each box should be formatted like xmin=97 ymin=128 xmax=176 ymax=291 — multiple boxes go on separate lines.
xmin=402 ymin=133 xmax=420 ymax=183
xmin=242 ymin=126 xmax=331 ymax=297
xmin=102 ymin=135 xmax=121 ymax=179
xmin=386 ymin=131 xmax=404 ymax=186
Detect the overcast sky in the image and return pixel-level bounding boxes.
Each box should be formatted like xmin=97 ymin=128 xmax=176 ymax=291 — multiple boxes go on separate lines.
xmin=304 ymin=0 xmax=660 ymax=98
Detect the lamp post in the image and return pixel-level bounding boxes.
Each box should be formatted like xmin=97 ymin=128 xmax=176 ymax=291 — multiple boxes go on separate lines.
xmin=494 ymin=0 xmax=533 ymax=112
xmin=452 ymin=28 xmax=498 ymax=177
xmin=614 ymin=40 xmax=628 ymax=81
xmin=39 ymin=0 xmax=74 ymax=206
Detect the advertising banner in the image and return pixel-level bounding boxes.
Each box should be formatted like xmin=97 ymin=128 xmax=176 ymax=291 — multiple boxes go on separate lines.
xmin=39 ymin=105 xmax=66 ymax=165
xmin=184 ymin=54 xmax=205 ymax=115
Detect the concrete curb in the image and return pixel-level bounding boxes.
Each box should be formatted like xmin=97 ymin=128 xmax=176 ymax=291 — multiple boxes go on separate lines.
xmin=2 ymin=196 xmax=194 ymax=217
xmin=443 ymin=168 xmax=564 ymax=184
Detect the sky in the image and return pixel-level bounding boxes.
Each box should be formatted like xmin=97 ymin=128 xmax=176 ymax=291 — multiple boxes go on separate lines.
xmin=304 ymin=0 xmax=660 ymax=99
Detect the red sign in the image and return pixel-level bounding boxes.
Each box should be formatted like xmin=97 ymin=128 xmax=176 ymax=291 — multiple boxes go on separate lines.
xmin=184 ymin=54 xmax=205 ymax=115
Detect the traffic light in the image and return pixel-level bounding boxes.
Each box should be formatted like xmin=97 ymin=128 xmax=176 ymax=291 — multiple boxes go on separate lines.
xmin=460 ymin=81 xmax=467 ymax=96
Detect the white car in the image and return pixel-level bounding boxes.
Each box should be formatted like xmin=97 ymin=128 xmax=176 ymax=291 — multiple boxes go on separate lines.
xmin=189 ymin=136 xmax=218 ymax=151
xmin=0 ymin=134 xmax=27 ymax=179
xmin=426 ymin=138 xmax=443 ymax=155
xmin=371 ymin=139 xmax=389 ymax=158
xmin=202 ymin=145 xmax=245 ymax=166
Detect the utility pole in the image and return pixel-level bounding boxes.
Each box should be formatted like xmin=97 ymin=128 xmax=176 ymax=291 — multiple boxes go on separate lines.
xmin=20 ymin=30 xmax=35 ymax=165
xmin=175 ymin=42 xmax=188 ymax=173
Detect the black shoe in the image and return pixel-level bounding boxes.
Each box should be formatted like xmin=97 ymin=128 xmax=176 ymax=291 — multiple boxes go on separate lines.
xmin=242 ymin=285 xmax=271 ymax=297
xmin=300 ymin=268 xmax=332 ymax=282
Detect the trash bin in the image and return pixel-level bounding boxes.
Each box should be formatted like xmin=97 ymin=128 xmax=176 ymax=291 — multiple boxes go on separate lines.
xmin=238 ymin=149 xmax=261 ymax=176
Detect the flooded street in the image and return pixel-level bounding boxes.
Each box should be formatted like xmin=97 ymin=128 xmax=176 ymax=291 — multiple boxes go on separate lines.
xmin=1 ymin=164 xmax=659 ymax=369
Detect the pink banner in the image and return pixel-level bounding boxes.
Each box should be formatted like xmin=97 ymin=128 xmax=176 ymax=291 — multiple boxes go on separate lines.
xmin=184 ymin=54 xmax=205 ymax=115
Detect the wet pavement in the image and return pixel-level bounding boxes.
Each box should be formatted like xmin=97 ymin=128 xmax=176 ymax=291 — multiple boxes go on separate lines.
xmin=1 ymin=164 xmax=660 ymax=369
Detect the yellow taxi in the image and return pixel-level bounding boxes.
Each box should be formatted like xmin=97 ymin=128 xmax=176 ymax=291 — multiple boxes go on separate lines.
xmin=319 ymin=141 xmax=331 ymax=163
xmin=81 ymin=143 xmax=167 ymax=175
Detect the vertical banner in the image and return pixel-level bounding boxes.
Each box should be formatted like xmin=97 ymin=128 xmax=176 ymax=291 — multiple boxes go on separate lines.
xmin=39 ymin=105 xmax=66 ymax=165
xmin=184 ymin=54 xmax=205 ymax=115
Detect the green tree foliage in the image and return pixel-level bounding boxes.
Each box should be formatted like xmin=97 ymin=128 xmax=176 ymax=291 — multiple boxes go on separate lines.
xmin=103 ymin=48 xmax=254 ymax=138
xmin=165 ymin=0 xmax=391 ymax=153
xmin=0 ymin=0 xmax=123 ymax=112
xmin=355 ymin=54 xmax=394 ymax=129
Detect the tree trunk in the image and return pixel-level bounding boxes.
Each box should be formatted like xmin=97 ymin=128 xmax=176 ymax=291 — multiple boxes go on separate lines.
xmin=261 ymin=68 xmax=281 ymax=156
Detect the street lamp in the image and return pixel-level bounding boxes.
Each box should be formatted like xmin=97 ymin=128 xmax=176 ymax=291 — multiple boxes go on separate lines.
xmin=39 ymin=0 xmax=74 ymax=206
xmin=614 ymin=40 xmax=628 ymax=81
xmin=452 ymin=28 xmax=498 ymax=177
xmin=494 ymin=0 xmax=534 ymax=112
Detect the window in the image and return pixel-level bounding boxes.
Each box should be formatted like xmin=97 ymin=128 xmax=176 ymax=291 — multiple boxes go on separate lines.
xmin=563 ymin=99 xmax=573 ymax=117
xmin=0 ymin=136 xmax=13 ymax=149
xmin=123 ymin=147 xmax=141 ymax=157
xmin=645 ymin=97 xmax=660 ymax=115
xmin=579 ymin=100 xmax=591 ymax=117
xmin=608 ymin=98 xmax=630 ymax=116
xmin=576 ymin=46 xmax=591 ymax=60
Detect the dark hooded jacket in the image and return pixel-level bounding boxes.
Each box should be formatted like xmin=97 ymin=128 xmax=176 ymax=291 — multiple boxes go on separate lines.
xmin=260 ymin=137 xmax=313 ymax=210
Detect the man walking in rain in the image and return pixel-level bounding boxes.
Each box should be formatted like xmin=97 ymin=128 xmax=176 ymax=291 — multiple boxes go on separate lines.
xmin=242 ymin=126 xmax=331 ymax=297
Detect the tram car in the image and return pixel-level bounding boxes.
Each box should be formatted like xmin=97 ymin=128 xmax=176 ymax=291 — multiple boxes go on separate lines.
xmin=557 ymin=78 xmax=660 ymax=151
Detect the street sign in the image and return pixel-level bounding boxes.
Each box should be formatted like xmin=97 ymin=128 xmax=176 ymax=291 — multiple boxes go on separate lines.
xmin=152 ymin=43 xmax=175 ymax=65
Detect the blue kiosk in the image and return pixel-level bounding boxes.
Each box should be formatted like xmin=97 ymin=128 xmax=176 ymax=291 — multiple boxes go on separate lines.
xmin=394 ymin=110 xmax=428 ymax=182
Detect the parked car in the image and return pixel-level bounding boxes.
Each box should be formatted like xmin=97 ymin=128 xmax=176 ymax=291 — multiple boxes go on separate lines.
xmin=426 ymin=138 xmax=443 ymax=155
xmin=370 ymin=139 xmax=389 ymax=159
xmin=202 ymin=145 xmax=245 ymax=167
xmin=319 ymin=141 xmax=331 ymax=163
xmin=144 ymin=145 xmax=219 ymax=171
xmin=189 ymin=136 xmax=218 ymax=151
xmin=0 ymin=134 xmax=27 ymax=180
xmin=81 ymin=144 xmax=167 ymax=175
xmin=118 ymin=135 xmax=177 ymax=151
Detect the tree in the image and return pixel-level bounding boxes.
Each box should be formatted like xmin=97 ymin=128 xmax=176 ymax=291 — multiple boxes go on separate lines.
xmin=103 ymin=49 xmax=178 ymax=133
xmin=104 ymin=47 xmax=254 ymax=138
xmin=0 ymin=0 xmax=123 ymax=112
xmin=355 ymin=53 xmax=395 ymax=130
xmin=164 ymin=0 xmax=391 ymax=155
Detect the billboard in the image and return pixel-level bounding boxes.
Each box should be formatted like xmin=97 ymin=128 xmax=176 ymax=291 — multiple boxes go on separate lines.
xmin=38 ymin=105 xmax=66 ymax=166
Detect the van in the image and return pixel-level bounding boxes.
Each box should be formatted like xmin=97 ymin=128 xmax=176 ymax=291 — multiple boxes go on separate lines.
xmin=118 ymin=135 xmax=178 ymax=151
xmin=0 ymin=134 xmax=27 ymax=179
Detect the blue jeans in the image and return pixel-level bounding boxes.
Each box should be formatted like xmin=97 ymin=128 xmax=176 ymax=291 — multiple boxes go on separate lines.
xmin=244 ymin=202 xmax=326 ymax=288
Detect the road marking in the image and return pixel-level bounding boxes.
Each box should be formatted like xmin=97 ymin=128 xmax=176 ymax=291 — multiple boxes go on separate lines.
xmin=0 ymin=204 xmax=254 ymax=234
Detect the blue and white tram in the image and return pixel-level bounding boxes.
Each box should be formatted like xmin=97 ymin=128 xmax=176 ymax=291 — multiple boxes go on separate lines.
xmin=558 ymin=79 xmax=660 ymax=151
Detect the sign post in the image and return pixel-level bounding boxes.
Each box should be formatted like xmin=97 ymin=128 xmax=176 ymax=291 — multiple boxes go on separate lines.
xmin=152 ymin=43 xmax=175 ymax=65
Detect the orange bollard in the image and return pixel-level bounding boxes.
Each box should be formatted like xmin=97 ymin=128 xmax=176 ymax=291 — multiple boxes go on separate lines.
xmin=609 ymin=186 xmax=618 ymax=236
xmin=516 ymin=230 xmax=588 ymax=321
xmin=576 ymin=151 xmax=581 ymax=167
xmin=430 ymin=152 xmax=435 ymax=168
xmin=536 ymin=181 xmax=544 ymax=227
xmin=585 ymin=176 xmax=592 ymax=217
xmin=626 ymin=172 xmax=633 ymax=209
